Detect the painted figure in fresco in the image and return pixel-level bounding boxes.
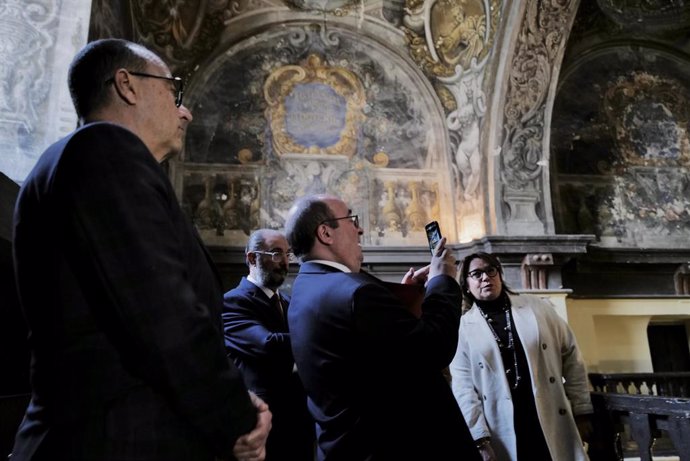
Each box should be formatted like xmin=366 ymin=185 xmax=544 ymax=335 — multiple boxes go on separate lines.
xmin=435 ymin=7 xmax=486 ymax=68
xmin=455 ymin=120 xmax=481 ymax=203
xmin=284 ymin=193 xmax=481 ymax=461
xmin=223 ymin=229 xmax=315 ymax=461
xmin=11 ymin=38 xmax=271 ymax=461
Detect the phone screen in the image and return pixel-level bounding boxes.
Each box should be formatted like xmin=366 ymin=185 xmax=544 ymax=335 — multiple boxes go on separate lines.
xmin=425 ymin=221 xmax=442 ymax=254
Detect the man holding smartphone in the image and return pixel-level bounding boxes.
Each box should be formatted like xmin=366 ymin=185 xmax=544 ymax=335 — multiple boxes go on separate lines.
xmin=284 ymin=194 xmax=480 ymax=461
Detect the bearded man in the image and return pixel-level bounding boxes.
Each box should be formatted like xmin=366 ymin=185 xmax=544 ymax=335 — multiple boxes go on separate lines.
xmin=223 ymin=229 xmax=315 ymax=461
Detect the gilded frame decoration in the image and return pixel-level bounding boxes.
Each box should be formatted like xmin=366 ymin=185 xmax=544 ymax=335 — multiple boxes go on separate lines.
xmin=264 ymin=54 xmax=366 ymax=158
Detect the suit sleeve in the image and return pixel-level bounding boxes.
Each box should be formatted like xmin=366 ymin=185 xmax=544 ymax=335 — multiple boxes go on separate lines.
xmin=56 ymin=125 xmax=256 ymax=456
xmin=353 ymin=274 xmax=461 ymax=370
xmin=222 ymin=292 xmax=292 ymax=361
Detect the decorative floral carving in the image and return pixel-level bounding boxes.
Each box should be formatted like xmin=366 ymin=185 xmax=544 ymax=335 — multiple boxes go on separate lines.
xmin=501 ymin=0 xmax=578 ymax=231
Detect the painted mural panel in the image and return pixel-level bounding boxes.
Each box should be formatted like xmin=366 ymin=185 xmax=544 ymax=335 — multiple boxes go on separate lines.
xmin=551 ymin=45 xmax=690 ymax=247
xmin=180 ymin=22 xmax=451 ymax=246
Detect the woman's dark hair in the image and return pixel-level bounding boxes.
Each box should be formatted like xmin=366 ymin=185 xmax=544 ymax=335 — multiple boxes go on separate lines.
xmin=68 ymin=38 xmax=148 ymax=121
xmin=284 ymin=195 xmax=336 ymax=259
xmin=458 ymin=252 xmax=515 ymax=311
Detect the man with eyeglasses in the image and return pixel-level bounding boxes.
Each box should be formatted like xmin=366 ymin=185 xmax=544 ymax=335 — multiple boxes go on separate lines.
xmin=11 ymin=39 xmax=270 ymax=461
xmin=284 ymin=194 xmax=480 ymax=461
xmin=223 ymin=229 xmax=315 ymax=461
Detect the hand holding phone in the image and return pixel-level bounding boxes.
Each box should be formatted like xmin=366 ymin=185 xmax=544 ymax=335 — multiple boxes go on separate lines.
xmin=425 ymin=221 xmax=457 ymax=279
xmin=425 ymin=221 xmax=442 ymax=255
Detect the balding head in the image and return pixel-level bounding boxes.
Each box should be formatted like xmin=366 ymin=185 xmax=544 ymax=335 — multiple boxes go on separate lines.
xmin=68 ymin=39 xmax=150 ymax=122
xmin=285 ymin=194 xmax=363 ymax=272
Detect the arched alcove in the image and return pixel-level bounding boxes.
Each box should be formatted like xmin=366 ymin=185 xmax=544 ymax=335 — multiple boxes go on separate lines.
xmin=551 ymin=43 xmax=690 ymax=248
xmin=171 ymin=14 xmax=455 ymax=247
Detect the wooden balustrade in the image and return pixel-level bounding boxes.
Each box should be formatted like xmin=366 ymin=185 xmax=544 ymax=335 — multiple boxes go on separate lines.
xmin=590 ymin=372 xmax=690 ymax=397
xmin=588 ymin=373 xmax=690 ymax=461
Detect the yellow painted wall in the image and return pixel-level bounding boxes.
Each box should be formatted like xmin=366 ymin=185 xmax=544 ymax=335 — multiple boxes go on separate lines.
xmin=564 ymin=298 xmax=690 ymax=372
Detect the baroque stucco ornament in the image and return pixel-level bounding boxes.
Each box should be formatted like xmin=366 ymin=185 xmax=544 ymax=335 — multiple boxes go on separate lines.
xmin=405 ymin=0 xmax=499 ymax=78
xmin=403 ymin=0 xmax=500 ymax=241
xmin=264 ymin=54 xmax=366 ymax=157
xmin=501 ymin=0 xmax=579 ymax=234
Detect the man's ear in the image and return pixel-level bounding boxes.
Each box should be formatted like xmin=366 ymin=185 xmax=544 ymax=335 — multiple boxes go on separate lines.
xmin=111 ymin=69 xmax=137 ymax=106
xmin=246 ymin=252 xmax=257 ymax=267
xmin=315 ymin=223 xmax=333 ymax=245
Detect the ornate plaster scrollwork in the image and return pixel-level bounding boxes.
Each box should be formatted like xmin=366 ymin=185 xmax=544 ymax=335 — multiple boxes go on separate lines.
xmin=404 ymin=0 xmax=498 ymax=78
xmin=0 ymin=0 xmax=54 ymax=134
xmin=264 ymin=54 xmax=366 ymax=157
xmin=501 ymin=0 xmax=578 ymax=234
xmin=286 ymin=0 xmax=361 ymax=15
xmin=403 ymin=0 xmax=499 ymax=241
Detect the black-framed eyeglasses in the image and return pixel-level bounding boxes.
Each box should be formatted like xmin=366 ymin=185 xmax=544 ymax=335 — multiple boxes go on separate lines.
xmin=252 ymin=250 xmax=295 ymax=263
xmin=320 ymin=215 xmax=359 ymax=228
xmin=468 ymin=267 xmax=499 ymax=280
xmin=106 ymin=70 xmax=185 ymax=107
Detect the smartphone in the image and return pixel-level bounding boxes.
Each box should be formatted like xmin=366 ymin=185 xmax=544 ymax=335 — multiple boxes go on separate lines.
xmin=425 ymin=221 xmax=442 ymax=255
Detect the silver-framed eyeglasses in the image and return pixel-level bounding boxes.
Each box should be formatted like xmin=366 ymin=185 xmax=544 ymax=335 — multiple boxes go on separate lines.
xmin=106 ymin=70 xmax=185 ymax=107
xmin=468 ymin=267 xmax=499 ymax=280
xmin=320 ymin=215 xmax=359 ymax=228
xmin=252 ymin=250 xmax=295 ymax=263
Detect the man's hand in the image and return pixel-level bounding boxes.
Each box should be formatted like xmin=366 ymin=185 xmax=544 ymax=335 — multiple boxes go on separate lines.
xmin=401 ymin=265 xmax=430 ymax=285
xmin=232 ymin=392 xmax=272 ymax=461
xmin=428 ymin=237 xmax=457 ymax=280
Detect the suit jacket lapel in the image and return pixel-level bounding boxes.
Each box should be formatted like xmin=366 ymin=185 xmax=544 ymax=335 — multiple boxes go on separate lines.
xmin=239 ymin=277 xmax=286 ymax=326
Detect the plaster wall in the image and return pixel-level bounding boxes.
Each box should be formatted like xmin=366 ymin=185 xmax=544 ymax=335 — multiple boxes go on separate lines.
xmin=566 ymin=298 xmax=690 ymax=372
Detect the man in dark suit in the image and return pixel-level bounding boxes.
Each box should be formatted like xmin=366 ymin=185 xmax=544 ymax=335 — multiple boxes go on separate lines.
xmin=284 ymin=194 xmax=480 ymax=461
xmin=11 ymin=38 xmax=270 ymax=461
xmin=223 ymin=229 xmax=315 ymax=460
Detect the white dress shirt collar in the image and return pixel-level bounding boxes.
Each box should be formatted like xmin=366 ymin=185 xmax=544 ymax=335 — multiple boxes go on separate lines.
xmin=306 ymin=259 xmax=352 ymax=273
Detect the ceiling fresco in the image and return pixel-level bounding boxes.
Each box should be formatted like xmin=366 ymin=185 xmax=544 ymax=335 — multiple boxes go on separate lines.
xmin=551 ymin=45 xmax=690 ymax=247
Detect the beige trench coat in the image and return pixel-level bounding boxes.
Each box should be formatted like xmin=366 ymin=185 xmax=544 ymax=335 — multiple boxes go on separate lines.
xmin=450 ymin=293 xmax=592 ymax=461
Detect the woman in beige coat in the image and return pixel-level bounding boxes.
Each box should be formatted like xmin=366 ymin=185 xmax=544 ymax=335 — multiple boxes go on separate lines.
xmin=450 ymin=252 xmax=593 ymax=461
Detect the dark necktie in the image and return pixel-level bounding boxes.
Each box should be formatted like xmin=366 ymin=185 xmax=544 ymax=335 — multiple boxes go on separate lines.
xmin=270 ymin=293 xmax=283 ymax=315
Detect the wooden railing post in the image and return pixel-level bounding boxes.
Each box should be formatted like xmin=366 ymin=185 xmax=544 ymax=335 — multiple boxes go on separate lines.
xmin=628 ymin=412 xmax=653 ymax=461
xmin=588 ymin=393 xmax=622 ymax=461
